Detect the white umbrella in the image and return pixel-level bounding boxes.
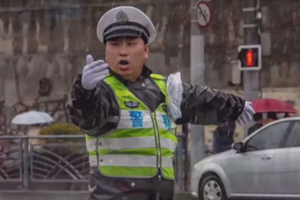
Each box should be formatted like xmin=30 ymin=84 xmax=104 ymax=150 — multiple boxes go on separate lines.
xmin=11 ymin=111 xmax=54 ymax=125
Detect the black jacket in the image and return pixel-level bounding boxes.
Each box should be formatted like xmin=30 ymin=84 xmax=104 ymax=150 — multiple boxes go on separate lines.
xmin=213 ymin=122 xmax=236 ymax=153
xmin=70 ymin=66 xmax=245 ymax=200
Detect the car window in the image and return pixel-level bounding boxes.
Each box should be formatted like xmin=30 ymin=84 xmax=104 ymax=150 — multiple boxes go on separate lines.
xmin=284 ymin=121 xmax=300 ymax=147
xmin=245 ymin=121 xmax=292 ymax=152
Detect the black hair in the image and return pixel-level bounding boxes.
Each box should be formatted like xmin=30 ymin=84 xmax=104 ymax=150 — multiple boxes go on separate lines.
xmin=253 ymin=113 xmax=263 ymax=121
xmin=267 ymin=112 xmax=278 ymax=120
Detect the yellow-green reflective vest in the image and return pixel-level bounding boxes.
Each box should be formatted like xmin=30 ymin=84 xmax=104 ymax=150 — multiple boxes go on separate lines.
xmin=85 ymin=73 xmax=178 ymax=179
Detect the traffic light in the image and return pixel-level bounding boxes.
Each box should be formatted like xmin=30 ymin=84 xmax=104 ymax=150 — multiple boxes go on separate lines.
xmin=238 ymin=45 xmax=262 ymax=71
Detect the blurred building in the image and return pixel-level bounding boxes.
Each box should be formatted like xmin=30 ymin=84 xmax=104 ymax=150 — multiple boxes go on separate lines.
xmin=0 ymin=0 xmax=300 ymax=139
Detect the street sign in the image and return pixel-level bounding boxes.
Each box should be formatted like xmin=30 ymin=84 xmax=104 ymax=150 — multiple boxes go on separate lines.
xmin=196 ymin=1 xmax=212 ymax=28
xmin=238 ymin=44 xmax=262 ymax=71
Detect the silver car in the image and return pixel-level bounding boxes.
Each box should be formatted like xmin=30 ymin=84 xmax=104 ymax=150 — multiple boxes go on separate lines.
xmin=191 ymin=117 xmax=300 ymax=200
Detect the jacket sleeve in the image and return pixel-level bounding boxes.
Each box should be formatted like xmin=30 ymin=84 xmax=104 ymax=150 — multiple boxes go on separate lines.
xmin=69 ymin=74 xmax=111 ymax=136
xmin=175 ymin=82 xmax=245 ymax=125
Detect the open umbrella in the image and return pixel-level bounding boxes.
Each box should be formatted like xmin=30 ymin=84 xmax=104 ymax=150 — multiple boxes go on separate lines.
xmin=11 ymin=111 xmax=54 ymax=125
xmin=251 ymin=98 xmax=297 ymax=113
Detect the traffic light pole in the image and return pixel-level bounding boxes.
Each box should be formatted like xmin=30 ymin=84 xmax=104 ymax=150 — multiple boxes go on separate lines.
xmin=242 ymin=0 xmax=260 ymax=134
xmin=189 ymin=0 xmax=207 ymax=172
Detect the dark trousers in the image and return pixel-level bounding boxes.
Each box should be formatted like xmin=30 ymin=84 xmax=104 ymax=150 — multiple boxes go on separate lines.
xmin=90 ymin=191 xmax=173 ymax=200
xmin=89 ymin=168 xmax=174 ymax=200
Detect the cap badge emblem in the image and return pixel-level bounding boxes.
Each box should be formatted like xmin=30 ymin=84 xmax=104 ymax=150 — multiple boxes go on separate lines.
xmin=116 ymin=10 xmax=129 ymax=23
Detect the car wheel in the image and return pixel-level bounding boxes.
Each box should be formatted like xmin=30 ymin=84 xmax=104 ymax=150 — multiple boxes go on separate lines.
xmin=198 ymin=174 xmax=228 ymax=200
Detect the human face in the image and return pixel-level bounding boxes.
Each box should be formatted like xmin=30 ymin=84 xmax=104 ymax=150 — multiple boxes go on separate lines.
xmin=105 ymin=37 xmax=149 ymax=81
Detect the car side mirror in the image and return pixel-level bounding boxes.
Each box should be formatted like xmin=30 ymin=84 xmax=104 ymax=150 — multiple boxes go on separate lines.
xmin=232 ymin=142 xmax=243 ymax=152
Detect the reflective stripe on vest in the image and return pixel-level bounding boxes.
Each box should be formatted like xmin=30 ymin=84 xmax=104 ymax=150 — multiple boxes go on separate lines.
xmin=86 ymin=73 xmax=177 ymax=179
xmin=89 ymin=155 xmax=173 ymax=168
xmin=86 ymin=136 xmax=177 ymax=152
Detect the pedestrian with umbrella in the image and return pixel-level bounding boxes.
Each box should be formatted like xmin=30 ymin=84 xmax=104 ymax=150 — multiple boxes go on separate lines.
xmin=249 ymin=98 xmax=297 ymax=132
xmin=251 ymin=98 xmax=297 ymax=114
xmin=11 ymin=110 xmax=54 ymax=149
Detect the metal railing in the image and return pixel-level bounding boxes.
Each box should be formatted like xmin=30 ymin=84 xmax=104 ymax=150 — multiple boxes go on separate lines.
xmin=0 ymin=134 xmax=189 ymax=192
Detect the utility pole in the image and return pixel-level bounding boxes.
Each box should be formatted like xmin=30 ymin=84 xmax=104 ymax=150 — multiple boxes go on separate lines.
xmin=242 ymin=1 xmax=260 ymax=101
xmin=242 ymin=0 xmax=261 ymax=133
xmin=189 ymin=0 xmax=207 ymax=170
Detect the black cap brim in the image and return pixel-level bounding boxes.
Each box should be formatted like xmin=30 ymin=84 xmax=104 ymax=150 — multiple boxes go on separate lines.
xmin=104 ymin=28 xmax=148 ymax=44
xmin=104 ymin=31 xmax=148 ymax=44
xmin=105 ymin=32 xmax=141 ymax=41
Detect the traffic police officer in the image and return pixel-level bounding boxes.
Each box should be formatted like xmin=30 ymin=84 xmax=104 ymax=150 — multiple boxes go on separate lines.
xmin=70 ymin=6 xmax=255 ymax=200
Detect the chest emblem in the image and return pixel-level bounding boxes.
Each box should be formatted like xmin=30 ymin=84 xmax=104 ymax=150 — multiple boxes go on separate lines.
xmin=124 ymin=101 xmax=139 ymax=109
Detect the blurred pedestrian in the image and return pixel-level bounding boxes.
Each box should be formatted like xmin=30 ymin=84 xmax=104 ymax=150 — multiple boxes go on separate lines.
xmin=213 ymin=122 xmax=236 ymax=153
xmin=247 ymin=113 xmax=263 ymax=136
xmin=266 ymin=112 xmax=278 ymax=124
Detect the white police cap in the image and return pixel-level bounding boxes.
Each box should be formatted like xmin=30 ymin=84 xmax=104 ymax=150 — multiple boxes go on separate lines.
xmin=97 ymin=6 xmax=156 ymax=45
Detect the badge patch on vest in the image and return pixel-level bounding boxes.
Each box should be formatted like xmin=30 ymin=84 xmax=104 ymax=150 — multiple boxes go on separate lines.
xmin=129 ymin=110 xmax=143 ymax=128
xmin=162 ymin=114 xmax=172 ymax=130
xmin=124 ymin=101 xmax=139 ymax=108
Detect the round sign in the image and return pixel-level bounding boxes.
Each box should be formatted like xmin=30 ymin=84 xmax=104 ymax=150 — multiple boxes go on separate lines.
xmin=196 ymin=1 xmax=212 ymax=28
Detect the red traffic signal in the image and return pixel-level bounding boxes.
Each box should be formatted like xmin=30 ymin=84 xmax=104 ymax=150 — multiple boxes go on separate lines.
xmin=238 ymin=45 xmax=261 ymax=71
xmin=246 ymin=50 xmax=254 ymax=66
